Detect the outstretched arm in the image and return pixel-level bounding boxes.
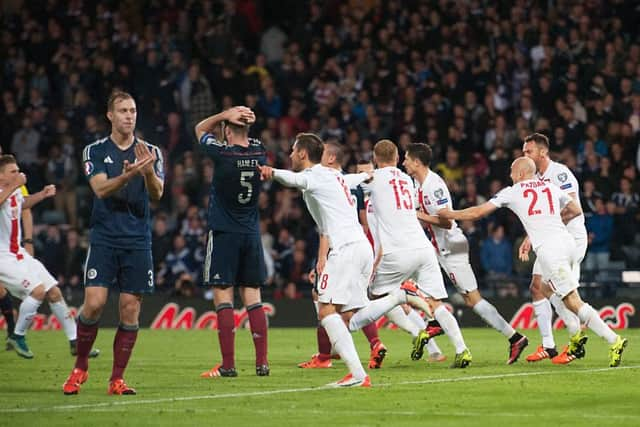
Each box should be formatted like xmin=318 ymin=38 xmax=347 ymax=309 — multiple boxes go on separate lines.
xmin=438 ymin=202 xmax=498 ymax=222
xmin=417 ymin=210 xmax=453 ymax=229
xmin=23 ymin=185 xmax=56 ymax=209
xmin=258 ymin=165 xmax=310 ymax=190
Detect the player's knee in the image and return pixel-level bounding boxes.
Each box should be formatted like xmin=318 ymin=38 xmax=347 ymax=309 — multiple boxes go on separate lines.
xmin=529 ymin=278 xmax=543 ymax=298
xmin=29 ymin=285 xmax=46 ymax=301
xmin=215 ymin=302 xmax=234 ymax=312
xmin=45 ymin=286 xmax=63 ymax=303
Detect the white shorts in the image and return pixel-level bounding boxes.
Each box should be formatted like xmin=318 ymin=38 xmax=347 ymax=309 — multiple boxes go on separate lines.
xmin=371 ymin=246 xmax=447 ymax=300
xmin=535 ymin=240 xmax=579 ymax=298
xmin=438 ymin=251 xmax=478 ymax=294
xmin=533 ymin=232 xmax=587 ymax=282
xmin=317 ymin=240 xmax=373 ymax=312
xmin=0 ymin=250 xmax=57 ymax=300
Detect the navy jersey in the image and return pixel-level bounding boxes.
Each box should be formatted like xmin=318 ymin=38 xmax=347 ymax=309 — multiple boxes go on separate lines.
xmin=199 ymin=133 xmax=266 ymax=234
xmin=82 ymin=137 xmax=164 ymax=249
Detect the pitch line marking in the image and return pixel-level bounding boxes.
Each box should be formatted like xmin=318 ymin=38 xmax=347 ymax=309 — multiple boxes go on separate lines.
xmin=1 ymin=365 xmax=638 ymax=413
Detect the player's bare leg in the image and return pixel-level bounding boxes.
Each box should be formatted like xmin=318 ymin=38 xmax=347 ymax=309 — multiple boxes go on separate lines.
xmin=63 ymin=286 xmax=107 ymax=395
xmin=201 ymin=286 xmax=238 ymax=378
xmin=320 ymin=303 xmax=370 ymax=387
xmin=107 ymin=292 xmax=141 ymax=395
xmin=558 ymin=288 xmax=627 ymax=367
xmin=462 ymin=290 xmax=528 ymax=364
xmin=240 ymin=286 xmax=269 ymax=376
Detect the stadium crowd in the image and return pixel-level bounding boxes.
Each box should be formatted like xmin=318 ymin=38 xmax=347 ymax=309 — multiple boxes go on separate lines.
xmin=1 ymin=0 xmax=639 ymax=299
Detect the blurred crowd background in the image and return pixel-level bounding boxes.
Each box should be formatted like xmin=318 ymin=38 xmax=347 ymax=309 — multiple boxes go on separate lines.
xmin=1 ymin=0 xmax=639 ymax=300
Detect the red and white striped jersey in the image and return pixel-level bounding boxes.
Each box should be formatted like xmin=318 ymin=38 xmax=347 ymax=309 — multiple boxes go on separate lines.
xmin=0 ymin=187 xmax=24 ymax=259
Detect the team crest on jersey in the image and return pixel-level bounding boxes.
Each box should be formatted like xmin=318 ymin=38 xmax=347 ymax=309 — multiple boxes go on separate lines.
xmin=84 ymin=161 xmax=94 ymax=176
xmin=434 ymin=188 xmax=444 ymax=198
xmin=87 ymin=268 xmax=97 ymax=280
xmin=558 ymin=173 xmax=568 ymax=182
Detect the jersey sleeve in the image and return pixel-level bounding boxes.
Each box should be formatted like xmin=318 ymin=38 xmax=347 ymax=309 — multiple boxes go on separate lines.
xmin=554 ymin=185 xmax=572 ymax=209
xmin=82 ymin=143 xmax=106 ymax=179
xmin=557 ymin=167 xmax=579 ymax=193
xmin=273 ymin=169 xmax=313 ymax=190
xmin=426 ymin=181 xmax=451 ymax=211
xmin=199 ymin=132 xmax=226 ymax=158
xmin=489 ymin=186 xmax=513 ymax=208
xmin=151 ymin=145 xmax=165 ymax=181
xmin=343 ymin=172 xmax=369 ymax=189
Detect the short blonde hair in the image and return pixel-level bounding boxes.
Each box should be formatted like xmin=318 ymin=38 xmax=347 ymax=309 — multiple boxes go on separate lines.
xmin=373 ymin=139 xmax=398 ymax=164
xmin=107 ymin=91 xmax=134 ymax=111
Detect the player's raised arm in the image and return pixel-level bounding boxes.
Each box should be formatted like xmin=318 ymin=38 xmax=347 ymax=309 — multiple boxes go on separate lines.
xmin=194 ymin=106 xmax=255 ymax=142
xmin=438 ymin=201 xmax=498 ymax=222
xmin=343 ymin=172 xmax=371 ymax=189
xmin=23 ymin=184 xmax=56 ymax=209
xmin=135 ymin=142 xmax=164 ymax=201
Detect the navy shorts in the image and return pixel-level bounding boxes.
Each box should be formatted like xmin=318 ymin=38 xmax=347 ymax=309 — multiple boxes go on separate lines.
xmin=84 ymin=245 xmax=155 ymax=294
xmin=203 ymin=230 xmax=266 ymax=287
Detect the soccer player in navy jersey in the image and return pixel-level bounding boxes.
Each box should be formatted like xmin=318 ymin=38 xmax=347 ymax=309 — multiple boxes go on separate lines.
xmin=196 ymin=106 xmax=269 ymax=378
xmin=63 ymin=91 xmax=164 ymax=395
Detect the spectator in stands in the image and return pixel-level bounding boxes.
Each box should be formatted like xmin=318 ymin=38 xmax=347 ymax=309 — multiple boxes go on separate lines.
xmin=481 ymin=225 xmax=513 ymax=278
xmin=585 ymin=198 xmax=614 ymax=272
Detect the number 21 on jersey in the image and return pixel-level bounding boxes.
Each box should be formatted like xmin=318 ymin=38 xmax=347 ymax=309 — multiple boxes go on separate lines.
xmin=523 ymin=187 xmax=554 ymax=216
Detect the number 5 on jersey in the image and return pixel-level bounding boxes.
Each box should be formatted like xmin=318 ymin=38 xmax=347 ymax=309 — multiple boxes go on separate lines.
xmin=238 ymin=171 xmax=254 ymax=204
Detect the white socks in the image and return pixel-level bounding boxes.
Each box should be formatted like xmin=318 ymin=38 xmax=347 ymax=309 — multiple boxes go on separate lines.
xmin=472 ymin=299 xmax=515 ymax=337
xmin=321 ymin=313 xmax=366 ymax=380
xmin=348 ymin=289 xmax=404 ymax=332
xmin=577 ymin=303 xmax=618 ymax=345
xmin=434 ymin=305 xmax=467 ymax=354
xmin=533 ymin=299 xmax=555 ymax=349
xmin=549 ymin=294 xmax=581 ymax=336
xmin=15 ymin=295 xmax=42 ymax=336
xmin=386 ymin=306 xmax=420 ymax=337
xmin=49 ymin=300 xmax=77 ymax=341
xmin=407 ymin=309 xmax=426 ymax=329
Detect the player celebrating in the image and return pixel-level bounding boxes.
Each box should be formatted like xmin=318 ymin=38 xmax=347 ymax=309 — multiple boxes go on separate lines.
xmin=63 ymin=91 xmax=164 ymax=395
xmin=439 ymin=157 xmax=628 ymax=367
xmin=353 ymin=140 xmax=470 ymax=368
xmin=403 ymin=143 xmax=528 ymax=364
xmin=521 ymin=133 xmax=588 ymax=364
xmin=196 ymin=106 xmax=270 ymax=379
xmin=259 ymin=134 xmax=433 ymax=386
xmin=0 ymin=155 xmax=99 ymax=360
xmin=298 ymin=143 xmax=387 ymax=370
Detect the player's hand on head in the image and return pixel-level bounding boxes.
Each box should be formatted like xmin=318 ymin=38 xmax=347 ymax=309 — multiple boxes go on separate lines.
xmin=227 ymin=106 xmax=255 ymax=125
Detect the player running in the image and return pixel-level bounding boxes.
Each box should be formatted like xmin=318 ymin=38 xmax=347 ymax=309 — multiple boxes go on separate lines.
xmin=356 ymin=140 xmax=470 ymax=368
xmin=259 ymin=133 xmax=435 ymax=387
xmin=521 ymin=132 xmax=588 ymax=364
xmin=64 ymin=91 xmax=164 ymax=395
xmin=440 ymin=157 xmax=627 ymax=368
xmin=196 ymin=106 xmax=270 ymax=379
xmin=403 ymin=143 xmax=528 ymax=364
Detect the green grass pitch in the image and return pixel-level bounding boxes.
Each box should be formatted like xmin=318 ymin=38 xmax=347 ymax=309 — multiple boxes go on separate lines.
xmin=1 ymin=327 xmax=639 ymax=426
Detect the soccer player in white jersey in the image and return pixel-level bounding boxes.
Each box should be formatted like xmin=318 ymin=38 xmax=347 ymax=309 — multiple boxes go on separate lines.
xmin=0 ymin=155 xmax=97 ymax=359
xmin=520 ymin=133 xmax=589 ymax=364
xmin=358 ymin=159 xmax=447 ymax=363
xmin=359 ymin=140 xmax=471 ymax=368
xmin=440 ymin=157 xmax=628 ymax=368
xmin=258 ymin=133 xmax=436 ymax=387
xmin=403 ymin=143 xmax=529 ymax=364
xmin=297 ymin=143 xmax=387 ymax=370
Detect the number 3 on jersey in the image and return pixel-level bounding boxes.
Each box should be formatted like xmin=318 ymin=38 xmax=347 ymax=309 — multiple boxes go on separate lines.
xmin=238 ymin=171 xmax=254 ymax=204
xmin=523 ymin=188 xmax=554 ymax=216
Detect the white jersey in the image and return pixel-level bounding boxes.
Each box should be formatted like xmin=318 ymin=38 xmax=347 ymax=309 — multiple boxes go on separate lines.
xmin=416 ymin=169 xmax=467 ymax=255
xmin=0 ymin=188 xmax=24 ymax=257
xmin=536 ymin=160 xmax=586 ymax=240
xmin=362 ymin=167 xmax=430 ymax=254
xmin=275 ymin=164 xmax=368 ymax=250
xmin=490 ymin=179 xmax=572 ymax=249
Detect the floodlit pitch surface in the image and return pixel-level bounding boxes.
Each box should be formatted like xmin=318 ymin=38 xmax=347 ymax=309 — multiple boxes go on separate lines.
xmin=1 ymin=328 xmax=638 ymax=426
